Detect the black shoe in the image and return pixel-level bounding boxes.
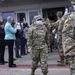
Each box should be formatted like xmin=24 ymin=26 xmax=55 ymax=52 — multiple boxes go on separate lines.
xmin=27 ymin=52 xmax=30 ymax=54
xmin=21 ymin=53 xmax=27 ymax=56
xmin=9 ymin=64 xmax=16 ymax=67
xmin=57 ymin=61 xmax=62 ymax=62
xmin=13 ymin=58 xmax=17 ymax=60
xmin=3 ymin=61 xmax=8 ymax=63
xmin=16 ymin=56 xmax=22 ymax=58
xmin=0 ymin=62 xmax=5 ymax=65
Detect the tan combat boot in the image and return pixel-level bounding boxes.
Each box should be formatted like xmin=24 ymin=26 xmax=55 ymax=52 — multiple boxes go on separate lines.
xmin=58 ymin=61 xmax=65 ymax=66
xmin=31 ymin=69 xmax=35 ymax=75
xmin=57 ymin=51 xmax=66 ymax=66
xmin=43 ymin=73 xmax=47 ymax=75
xmin=43 ymin=74 xmax=47 ymax=75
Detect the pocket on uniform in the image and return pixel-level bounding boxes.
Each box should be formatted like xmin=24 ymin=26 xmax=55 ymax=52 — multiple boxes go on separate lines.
xmin=31 ymin=50 xmax=39 ymax=61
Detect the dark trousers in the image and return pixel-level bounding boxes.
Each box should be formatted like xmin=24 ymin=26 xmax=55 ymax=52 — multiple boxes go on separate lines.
xmin=15 ymin=38 xmax=21 ymax=57
xmin=0 ymin=46 xmax=5 ymax=63
xmin=54 ymin=38 xmax=58 ymax=49
xmin=5 ymin=40 xmax=14 ymax=66
xmin=21 ymin=37 xmax=27 ymax=55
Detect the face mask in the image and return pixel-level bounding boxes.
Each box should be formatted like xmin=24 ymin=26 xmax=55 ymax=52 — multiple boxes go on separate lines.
xmin=34 ymin=20 xmax=44 ymax=25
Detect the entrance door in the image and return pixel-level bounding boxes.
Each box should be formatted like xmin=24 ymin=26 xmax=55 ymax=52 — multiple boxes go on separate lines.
xmin=2 ymin=12 xmax=14 ymax=24
xmin=17 ymin=13 xmax=26 ymax=23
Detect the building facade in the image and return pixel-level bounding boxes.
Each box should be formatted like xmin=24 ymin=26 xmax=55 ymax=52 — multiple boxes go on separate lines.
xmin=0 ymin=0 xmax=70 ymax=24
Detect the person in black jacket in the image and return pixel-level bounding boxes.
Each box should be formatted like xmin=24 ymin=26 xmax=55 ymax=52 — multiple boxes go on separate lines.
xmin=12 ymin=22 xmax=22 ymax=58
xmin=0 ymin=21 xmax=7 ymax=65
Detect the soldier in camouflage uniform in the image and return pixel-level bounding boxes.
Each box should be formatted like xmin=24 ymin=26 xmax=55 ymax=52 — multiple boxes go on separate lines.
xmin=46 ymin=11 xmax=65 ymax=66
xmin=62 ymin=11 xmax=75 ymax=58
xmin=56 ymin=12 xmax=65 ymax=66
xmin=27 ymin=15 xmax=49 ymax=75
xmin=45 ymin=18 xmax=54 ymax=53
xmin=62 ymin=11 xmax=75 ymax=72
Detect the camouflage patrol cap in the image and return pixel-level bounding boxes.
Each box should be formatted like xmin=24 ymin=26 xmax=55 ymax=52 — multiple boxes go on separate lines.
xmin=34 ymin=15 xmax=42 ymax=21
xmin=57 ymin=11 xmax=63 ymax=18
xmin=71 ymin=1 xmax=75 ymax=5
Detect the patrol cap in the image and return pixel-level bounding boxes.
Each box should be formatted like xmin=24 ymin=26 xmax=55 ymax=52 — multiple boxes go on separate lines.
xmin=71 ymin=1 xmax=75 ymax=5
xmin=57 ymin=11 xmax=63 ymax=18
xmin=34 ymin=15 xmax=42 ymax=21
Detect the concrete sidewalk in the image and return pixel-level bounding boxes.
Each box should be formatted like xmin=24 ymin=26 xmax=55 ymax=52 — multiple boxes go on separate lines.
xmin=4 ymin=49 xmax=60 ymax=65
xmin=0 ymin=48 xmax=72 ymax=75
xmin=0 ymin=68 xmax=70 ymax=75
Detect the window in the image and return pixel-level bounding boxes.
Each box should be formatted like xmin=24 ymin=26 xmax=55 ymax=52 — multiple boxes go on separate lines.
xmin=17 ymin=13 xmax=26 ymax=23
xmin=2 ymin=12 xmax=14 ymax=24
xmin=29 ymin=11 xmax=38 ymax=24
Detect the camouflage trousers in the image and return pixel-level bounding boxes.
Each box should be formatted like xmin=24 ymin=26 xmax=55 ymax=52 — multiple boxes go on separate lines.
xmin=31 ymin=47 xmax=48 ymax=74
xmin=57 ymin=34 xmax=63 ymax=52
xmin=62 ymin=34 xmax=75 ymax=56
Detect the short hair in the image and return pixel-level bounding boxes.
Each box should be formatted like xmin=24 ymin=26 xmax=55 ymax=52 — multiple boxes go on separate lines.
xmin=7 ymin=16 xmax=13 ymax=22
xmin=57 ymin=11 xmax=63 ymax=18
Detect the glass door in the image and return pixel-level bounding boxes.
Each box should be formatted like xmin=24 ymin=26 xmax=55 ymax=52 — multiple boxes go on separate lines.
xmin=17 ymin=12 xmax=26 ymax=23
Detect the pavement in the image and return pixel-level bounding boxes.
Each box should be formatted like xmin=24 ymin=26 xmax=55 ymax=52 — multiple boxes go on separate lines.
xmin=0 ymin=47 xmax=75 ymax=75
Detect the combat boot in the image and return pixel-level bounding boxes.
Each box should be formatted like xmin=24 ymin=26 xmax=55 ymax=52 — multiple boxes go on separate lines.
xmin=43 ymin=74 xmax=47 ymax=75
xmin=57 ymin=51 xmax=66 ymax=66
xmin=31 ymin=69 xmax=35 ymax=75
xmin=43 ymin=73 xmax=47 ymax=75
xmin=57 ymin=56 xmax=66 ymax=66
xmin=58 ymin=61 xmax=65 ymax=66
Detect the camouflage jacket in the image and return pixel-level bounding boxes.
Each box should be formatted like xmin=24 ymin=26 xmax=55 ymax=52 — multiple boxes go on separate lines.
xmin=27 ymin=24 xmax=50 ymax=49
xmin=45 ymin=19 xmax=64 ymax=40
xmin=62 ymin=12 xmax=75 ymax=33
